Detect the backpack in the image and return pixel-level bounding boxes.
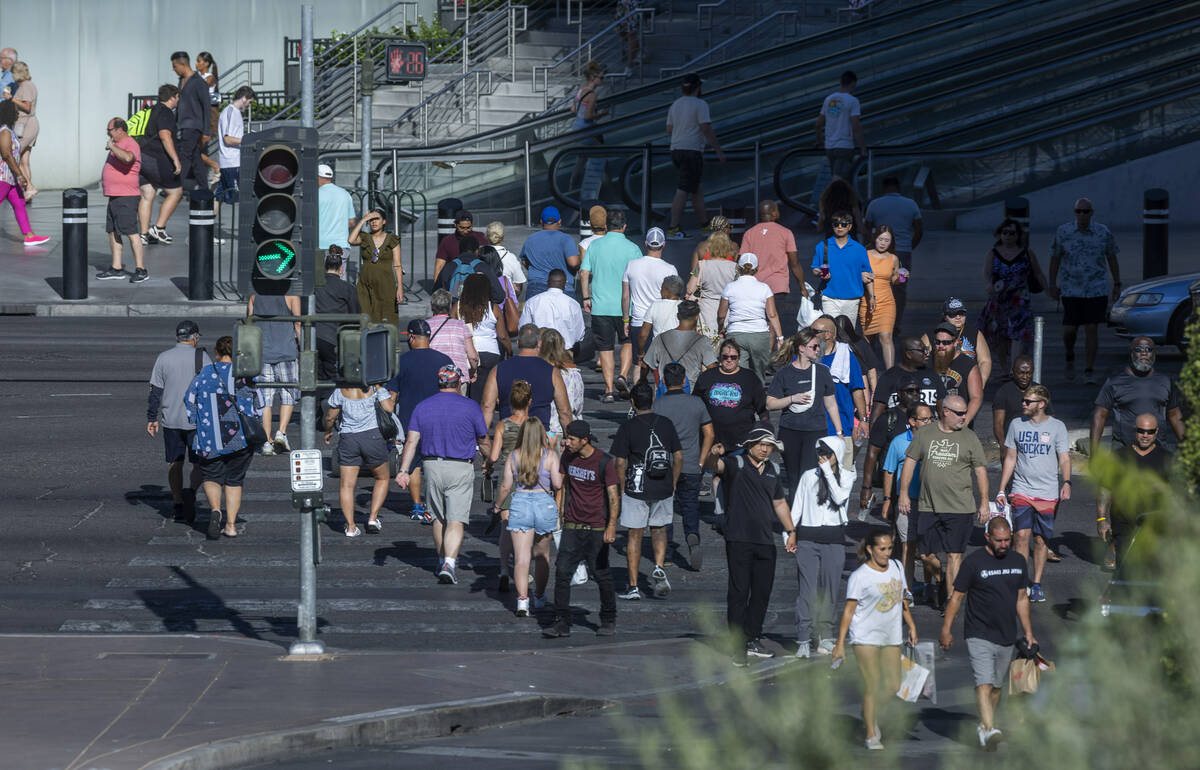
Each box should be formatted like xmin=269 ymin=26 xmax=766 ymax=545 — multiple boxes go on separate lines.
xmin=449 ymin=258 xmax=484 ymax=300
xmin=641 ymin=415 xmax=672 ymax=480
xmin=652 ymin=335 xmax=702 ymax=398
xmin=127 ymin=107 xmax=153 ymax=142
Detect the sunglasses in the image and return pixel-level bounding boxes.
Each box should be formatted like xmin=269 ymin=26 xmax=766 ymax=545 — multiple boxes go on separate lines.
xmin=1021 ymin=399 xmax=1043 ymax=406
xmin=832 ymin=219 xmax=852 ymax=227
xmin=905 ymin=346 xmax=927 ymax=353
xmin=946 ymin=310 xmax=967 ymax=318
xmin=1075 ymin=208 xmax=1093 ymax=214
xmin=720 ymin=353 xmax=739 ymax=360
xmin=1135 ymin=427 xmax=1158 ymax=435
xmin=1133 ymin=346 xmax=1153 ymax=353
xmin=933 ymin=338 xmax=955 ymax=346
xmin=1001 ymin=229 xmax=1017 ymax=235
xmin=946 ymin=407 xmax=967 ymax=416
xmin=805 ymin=342 xmax=823 ymax=350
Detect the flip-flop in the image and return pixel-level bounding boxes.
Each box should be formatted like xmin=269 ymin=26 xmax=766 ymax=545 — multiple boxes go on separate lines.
xmin=222 ymin=528 xmax=239 ymax=538
xmin=1046 ymin=551 xmax=1062 ymax=563
xmin=614 ymin=376 xmax=630 ymax=399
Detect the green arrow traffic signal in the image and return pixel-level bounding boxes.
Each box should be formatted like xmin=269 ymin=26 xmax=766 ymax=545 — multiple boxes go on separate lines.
xmin=255 ymin=240 xmax=297 ymax=280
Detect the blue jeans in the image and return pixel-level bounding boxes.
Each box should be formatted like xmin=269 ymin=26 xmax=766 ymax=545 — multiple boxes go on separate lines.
xmin=666 ymin=472 xmax=701 ymax=544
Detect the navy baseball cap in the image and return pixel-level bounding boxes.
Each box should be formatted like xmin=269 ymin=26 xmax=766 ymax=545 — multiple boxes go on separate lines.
xmin=175 ymin=319 xmax=200 ymax=337
xmin=407 ymin=319 xmax=432 ymax=337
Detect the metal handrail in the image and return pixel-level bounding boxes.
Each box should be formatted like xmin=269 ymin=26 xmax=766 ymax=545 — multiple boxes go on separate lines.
xmin=530 ymin=7 xmax=655 ymax=103
xmin=220 ymin=59 xmax=265 ymax=90
xmin=661 ymin=11 xmax=798 ymax=78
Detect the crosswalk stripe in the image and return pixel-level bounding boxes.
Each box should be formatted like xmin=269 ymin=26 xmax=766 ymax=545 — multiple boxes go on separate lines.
xmin=56 ymin=619 xmax=701 ymax=635
xmin=81 ymin=598 xmax=729 ymax=615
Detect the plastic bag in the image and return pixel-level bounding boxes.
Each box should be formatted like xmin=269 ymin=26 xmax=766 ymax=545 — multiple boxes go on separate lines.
xmin=797 ymin=283 xmax=822 ymax=329
xmin=897 ymin=644 xmax=931 ymax=702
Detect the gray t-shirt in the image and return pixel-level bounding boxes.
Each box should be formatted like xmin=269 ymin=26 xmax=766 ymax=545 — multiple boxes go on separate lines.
xmin=651 ymin=391 xmax=711 ymax=475
xmin=150 ymin=343 xmax=211 ymax=429
xmin=864 ymin=193 xmax=922 ymax=254
xmin=328 ymin=387 xmax=391 ymax=433
xmin=643 ymin=329 xmax=717 ymax=385
xmin=1005 ymin=416 xmax=1069 ymax=499
xmin=1095 ymin=370 xmax=1180 ymax=449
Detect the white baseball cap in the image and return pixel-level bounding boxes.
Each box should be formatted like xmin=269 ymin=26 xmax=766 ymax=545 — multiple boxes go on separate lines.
xmin=737 ymin=252 xmax=758 ymax=269
xmin=317 ymin=164 xmax=334 ymax=179
xmin=645 ymin=227 xmax=666 ymax=248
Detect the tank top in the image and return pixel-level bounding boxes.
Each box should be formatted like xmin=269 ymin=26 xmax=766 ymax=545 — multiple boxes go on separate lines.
xmin=0 ymin=126 xmax=18 ymax=185
xmin=255 ymin=293 xmax=300 ymax=364
xmin=496 ymin=356 xmax=554 ymax=428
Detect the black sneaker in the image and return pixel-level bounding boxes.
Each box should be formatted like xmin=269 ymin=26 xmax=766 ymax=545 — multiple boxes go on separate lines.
xmin=96 ymin=267 xmax=126 ymax=280
xmin=746 ymin=639 xmax=775 ymax=658
xmin=543 ymin=619 xmax=571 ymax=638
xmin=150 ymin=225 xmax=173 ymax=244
xmin=687 ymin=533 xmax=703 ymax=571
xmin=131 ymin=268 xmax=150 ymax=283
xmin=731 ymin=648 xmax=749 ymax=667
xmin=597 ymin=620 xmax=616 ymax=637
xmin=140 ymin=231 xmax=158 ymax=245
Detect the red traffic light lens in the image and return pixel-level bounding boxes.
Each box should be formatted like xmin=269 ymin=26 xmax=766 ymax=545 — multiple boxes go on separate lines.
xmin=257 ymin=145 xmax=299 ymax=189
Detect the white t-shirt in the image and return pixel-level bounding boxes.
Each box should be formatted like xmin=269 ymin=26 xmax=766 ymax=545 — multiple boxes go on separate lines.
xmin=622 ymin=257 xmax=679 ymax=325
xmin=846 ymin=560 xmax=907 ymax=646
xmin=579 ymin=233 xmax=603 ymax=259
xmin=469 ymin=304 xmax=500 ymax=356
xmin=496 ymin=245 xmax=526 ymax=285
xmin=720 ymin=275 xmax=773 ymax=333
xmin=645 ymin=298 xmax=681 ymax=333
xmin=217 ymin=104 xmax=245 ymax=169
xmin=820 ymin=90 xmax=861 ymax=150
xmin=667 ymin=95 xmax=712 ymax=152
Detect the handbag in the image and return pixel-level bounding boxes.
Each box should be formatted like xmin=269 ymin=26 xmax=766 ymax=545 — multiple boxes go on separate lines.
xmin=481 ymin=472 xmax=496 ymax=503
xmin=373 ymin=388 xmax=399 ymax=441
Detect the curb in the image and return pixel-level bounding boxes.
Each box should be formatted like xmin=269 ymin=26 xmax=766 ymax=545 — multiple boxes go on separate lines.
xmin=145 ymin=692 xmax=611 ymax=770
xmin=30 ymin=302 xmax=246 ymax=318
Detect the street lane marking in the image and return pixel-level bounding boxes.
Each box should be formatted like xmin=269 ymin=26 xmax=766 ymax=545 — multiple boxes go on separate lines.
xmin=50 ymin=393 xmax=112 ymax=397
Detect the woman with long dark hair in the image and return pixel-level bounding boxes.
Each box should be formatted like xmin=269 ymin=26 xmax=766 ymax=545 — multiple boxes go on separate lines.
xmin=790 ymin=435 xmax=856 ymax=659
xmin=0 ymin=99 xmax=46 ymax=245
xmin=195 ymin=52 xmax=221 ymax=184
xmin=832 ymin=529 xmax=918 ymax=751
xmin=350 ymin=208 xmax=404 ymax=324
xmin=458 ymin=272 xmax=510 ymax=402
xmin=765 ymin=328 xmax=843 ymax=498
xmin=834 ymin=314 xmax=880 ymax=409
xmin=978 ymin=218 xmax=1046 ymax=371
xmin=860 ymin=225 xmax=900 ymax=367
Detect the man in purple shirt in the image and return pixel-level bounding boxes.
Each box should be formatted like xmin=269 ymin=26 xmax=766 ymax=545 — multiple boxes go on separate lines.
xmin=396 ymin=365 xmax=488 ymax=585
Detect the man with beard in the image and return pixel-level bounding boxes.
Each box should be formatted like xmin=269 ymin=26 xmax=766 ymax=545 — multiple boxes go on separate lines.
xmin=871 ymin=337 xmax=944 ymax=422
xmin=1097 ymin=412 xmax=1174 ymax=569
xmin=940 ymin=517 xmax=1037 ymax=751
xmin=1090 ymin=336 xmax=1184 ymax=454
xmin=996 ymin=384 xmax=1070 ymax=603
xmin=931 ymin=323 xmax=983 ymax=425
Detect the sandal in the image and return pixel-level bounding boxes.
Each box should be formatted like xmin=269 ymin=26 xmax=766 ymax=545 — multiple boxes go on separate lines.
xmin=614 ymin=375 xmax=630 ymax=399
xmin=1046 ymin=550 xmax=1062 ymax=563
xmin=600 ymin=391 xmax=617 ymax=403
xmin=222 ymin=528 xmax=239 ymax=538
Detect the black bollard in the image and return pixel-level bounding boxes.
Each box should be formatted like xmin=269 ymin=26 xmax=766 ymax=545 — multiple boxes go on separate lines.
xmin=62 ymin=189 xmax=88 ymax=299
xmin=188 ymin=188 xmax=215 ymax=300
xmin=437 ymin=197 xmax=464 ymax=242
xmin=1143 ymin=188 xmax=1168 ymax=279
xmin=1004 ymin=196 xmax=1030 ymax=249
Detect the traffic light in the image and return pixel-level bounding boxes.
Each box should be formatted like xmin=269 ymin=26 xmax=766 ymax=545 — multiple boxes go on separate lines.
xmin=338 ymin=324 xmax=396 ymax=387
xmin=233 ymin=321 xmax=263 ymax=379
xmin=237 ymin=126 xmax=319 ymax=295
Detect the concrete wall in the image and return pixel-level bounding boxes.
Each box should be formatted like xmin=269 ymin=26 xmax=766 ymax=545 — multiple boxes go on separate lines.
xmin=956 ymin=140 xmax=1200 ymax=232
xmin=0 ymin=0 xmax=436 ymax=189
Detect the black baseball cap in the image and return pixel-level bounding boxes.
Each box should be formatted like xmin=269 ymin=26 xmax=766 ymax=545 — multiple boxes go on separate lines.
xmin=175 ymin=320 xmax=200 ymax=337
xmin=407 ymin=319 xmax=432 ymax=337
xmin=565 ymin=420 xmax=597 ymax=443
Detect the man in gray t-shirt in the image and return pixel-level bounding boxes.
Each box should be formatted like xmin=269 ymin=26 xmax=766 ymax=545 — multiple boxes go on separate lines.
xmin=997 ymin=384 xmax=1071 ymax=603
xmin=148 ymin=320 xmax=212 ymax=522
xmin=652 ymin=363 xmax=715 ymax=567
xmin=641 ymin=300 xmax=717 ymax=386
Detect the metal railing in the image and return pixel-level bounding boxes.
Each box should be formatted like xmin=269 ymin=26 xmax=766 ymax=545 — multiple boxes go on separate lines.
xmin=383 ymin=68 xmax=497 ymax=146
xmin=661 ymin=11 xmax=798 ymax=78
xmin=531 ymin=7 xmax=655 ymax=110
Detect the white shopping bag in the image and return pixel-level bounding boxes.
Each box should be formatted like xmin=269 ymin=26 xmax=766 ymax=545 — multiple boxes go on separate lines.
xmin=896 ymin=644 xmax=931 ymax=702
xmin=915 ymin=640 xmax=937 ymax=703
xmin=797 ymin=283 xmax=822 ymax=329
xmin=989 ymin=499 xmax=1013 ymax=529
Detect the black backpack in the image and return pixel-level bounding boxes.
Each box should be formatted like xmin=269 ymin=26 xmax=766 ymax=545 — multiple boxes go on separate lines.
xmin=641 ymin=415 xmax=672 ymax=480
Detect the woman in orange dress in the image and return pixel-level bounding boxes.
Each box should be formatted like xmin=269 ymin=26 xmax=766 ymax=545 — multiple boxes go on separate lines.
xmin=860 ymin=225 xmax=900 ymax=368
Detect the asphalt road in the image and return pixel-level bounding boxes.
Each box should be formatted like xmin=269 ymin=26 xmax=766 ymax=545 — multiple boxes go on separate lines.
xmin=0 ymin=312 xmax=1184 ymax=766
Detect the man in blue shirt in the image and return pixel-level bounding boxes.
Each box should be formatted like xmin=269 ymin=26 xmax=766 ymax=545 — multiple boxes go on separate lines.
xmin=810 ymin=209 xmax=874 ymax=326
xmin=317 ymin=164 xmax=356 ymax=279
xmin=395 ymin=364 xmax=489 ymax=586
xmin=811 ymin=315 xmax=868 ymax=464
xmin=520 ymin=206 xmax=581 ymax=298
xmin=386 ymin=320 xmax=453 ymax=525
xmin=882 ymin=402 xmax=933 ymax=593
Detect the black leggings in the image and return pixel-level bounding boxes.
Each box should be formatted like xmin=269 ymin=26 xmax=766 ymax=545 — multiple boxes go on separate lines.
xmin=780 ymin=427 xmax=825 ymax=501
xmin=470 ymin=351 xmax=502 ymax=403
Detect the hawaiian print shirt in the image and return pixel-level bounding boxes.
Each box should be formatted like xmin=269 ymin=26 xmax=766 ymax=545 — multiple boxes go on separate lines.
xmin=184 ymin=362 xmax=260 ymax=458
xmin=1050 ymin=221 xmax=1118 ymax=298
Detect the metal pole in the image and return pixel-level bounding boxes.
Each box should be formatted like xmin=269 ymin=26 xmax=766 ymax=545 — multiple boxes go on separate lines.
xmin=301 ymin=6 xmax=315 ymax=129
xmin=866 ymin=150 xmax=873 ymax=200
xmin=187 ymin=189 xmax=215 ymax=300
xmin=1032 ymin=315 xmax=1044 ymax=385
xmin=61 ymin=189 xmax=88 ymax=299
xmin=641 ymin=143 xmax=652 ymax=235
xmin=1143 ymin=188 xmax=1169 ymax=279
xmin=362 ymin=92 xmax=373 ymax=208
xmin=524 ymin=140 xmax=533 ymax=228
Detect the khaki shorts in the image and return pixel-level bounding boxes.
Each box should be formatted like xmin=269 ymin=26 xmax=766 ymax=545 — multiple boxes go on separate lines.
xmin=619 ymin=495 xmax=672 ymax=529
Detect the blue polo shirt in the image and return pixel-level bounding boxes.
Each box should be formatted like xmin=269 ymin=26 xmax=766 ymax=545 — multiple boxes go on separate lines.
xmin=883 ymin=428 xmax=921 ymax=499
xmin=811 ymin=237 xmax=872 ymax=299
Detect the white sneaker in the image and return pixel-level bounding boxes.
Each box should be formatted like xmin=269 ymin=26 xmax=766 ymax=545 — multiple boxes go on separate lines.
xmin=273 ymin=431 xmax=291 ymax=453
xmin=516 ymin=597 xmax=530 ymax=617
xmin=865 ymin=735 xmax=883 ymax=751
xmin=366 ymin=519 xmax=382 ymax=533
xmin=260 ymin=444 xmax=276 ymax=456
xmin=816 ymin=638 xmax=836 ymax=655
xmin=651 ymin=565 xmax=671 ymax=598
xmin=571 ymin=563 xmax=589 ymax=585
xmin=344 ymin=525 xmax=362 ymax=537
xmin=978 ymin=725 xmax=1002 ymax=749
xmin=794 ymin=641 xmax=811 ymax=659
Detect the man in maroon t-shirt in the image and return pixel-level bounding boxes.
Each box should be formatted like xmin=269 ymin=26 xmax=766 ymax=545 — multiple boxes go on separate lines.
xmin=546 ymin=420 xmax=619 ymax=638
xmin=433 ymin=209 xmax=489 ymax=281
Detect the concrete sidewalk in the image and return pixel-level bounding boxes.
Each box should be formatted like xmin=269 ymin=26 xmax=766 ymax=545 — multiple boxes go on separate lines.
xmin=3 ymin=190 xmax=1197 ymax=317
xmin=2 ymin=633 xmax=784 ymax=770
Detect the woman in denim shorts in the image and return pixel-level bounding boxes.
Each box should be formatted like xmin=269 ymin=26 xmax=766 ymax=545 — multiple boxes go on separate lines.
xmin=496 ymin=416 xmax=562 ymax=617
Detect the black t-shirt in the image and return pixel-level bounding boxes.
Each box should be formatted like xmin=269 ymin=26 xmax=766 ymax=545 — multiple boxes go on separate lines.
xmin=720 ymin=454 xmax=786 ymax=546
xmin=314 ymin=274 xmax=362 ymax=345
xmin=1111 ymin=444 xmax=1173 ymax=532
xmin=768 ymin=362 xmax=836 ymax=432
xmin=850 ymin=341 xmax=882 ymax=377
xmin=874 ymin=366 xmax=945 ymax=410
xmin=992 ymin=381 xmax=1053 ymax=439
xmin=693 ymin=366 xmax=766 ymax=448
xmin=177 ymin=72 xmax=210 ymax=132
xmin=611 ymin=413 xmax=682 ymax=501
xmin=868 ymin=406 xmax=910 ymax=450
xmin=434 ymin=256 xmax=505 ymax=304
xmin=1096 ymin=370 xmax=1181 ymax=449
xmin=385 ymin=347 xmax=453 ymax=428
xmin=954 ymin=548 xmax=1029 ymax=645
xmin=938 ymin=354 xmax=976 ymax=400
xmin=142 ymin=103 xmax=178 ymax=158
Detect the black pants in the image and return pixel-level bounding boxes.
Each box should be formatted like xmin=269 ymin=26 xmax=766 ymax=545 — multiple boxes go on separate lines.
xmin=470 ymin=351 xmax=502 ymax=404
xmin=177 ymin=128 xmax=206 ymax=191
xmin=316 ymin=337 xmax=339 ymax=429
xmin=780 ymin=427 xmax=824 ymax=501
xmin=726 ymin=540 xmax=777 ymax=644
xmin=554 ymin=528 xmax=616 ymax=625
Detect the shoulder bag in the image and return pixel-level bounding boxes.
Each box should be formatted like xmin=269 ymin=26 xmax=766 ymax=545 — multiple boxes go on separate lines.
xmin=373 ymin=387 xmax=399 ymax=441
xmin=223 ymin=366 xmax=268 ymax=450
